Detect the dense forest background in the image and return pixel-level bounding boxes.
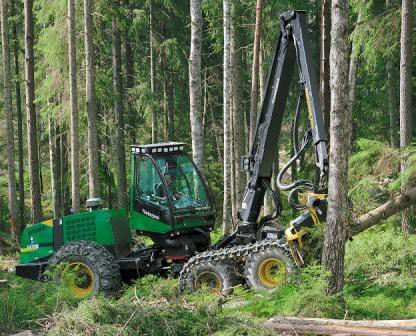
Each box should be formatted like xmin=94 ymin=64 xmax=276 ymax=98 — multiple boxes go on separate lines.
xmin=1 ymin=0 xmax=416 ymax=334
xmin=0 ymin=0 xmax=413 ymax=235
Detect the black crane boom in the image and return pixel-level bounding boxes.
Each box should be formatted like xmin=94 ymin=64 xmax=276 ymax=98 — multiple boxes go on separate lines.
xmin=238 ymin=10 xmax=328 ymax=233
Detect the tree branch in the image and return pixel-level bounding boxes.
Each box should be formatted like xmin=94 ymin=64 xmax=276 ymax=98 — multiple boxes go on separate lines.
xmin=350 ymin=186 xmax=416 ymax=236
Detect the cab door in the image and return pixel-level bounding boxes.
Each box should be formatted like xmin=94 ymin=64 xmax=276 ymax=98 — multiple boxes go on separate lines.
xmin=130 ymin=155 xmax=174 ymax=233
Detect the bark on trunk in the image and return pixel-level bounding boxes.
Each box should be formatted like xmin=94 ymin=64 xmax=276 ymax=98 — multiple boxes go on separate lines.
xmin=388 ymin=62 xmax=399 ymax=148
xmin=59 ymin=122 xmax=69 ymax=215
xmin=322 ymin=0 xmax=350 ymax=294
xmin=149 ymin=0 xmax=157 ymax=143
xmin=48 ymin=117 xmax=60 ymax=218
xmin=84 ymin=0 xmax=100 ymax=199
xmin=223 ymin=0 xmax=232 ymax=234
xmin=68 ymin=0 xmax=80 ymax=213
xmin=210 ymin=100 xmax=223 ymax=163
xmin=264 ymin=315 xmax=416 ymax=335
xmin=249 ymin=0 xmax=262 ymax=146
xmin=24 ymin=0 xmax=42 ymax=223
xmin=230 ymin=1 xmax=245 ymax=222
xmin=1 ymin=0 xmax=19 ymax=238
xmin=112 ymin=7 xmax=127 ymax=209
xmin=124 ymin=0 xmax=135 ymax=144
xmin=167 ymin=79 xmax=174 ymax=140
xmin=399 ymin=0 xmax=414 ymax=235
xmin=189 ymin=0 xmax=204 ymax=171
xmin=11 ymin=0 xmax=24 ymax=229
xmin=319 ymin=0 xmax=331 ymax=133
xmin=347 ymin=16 xmax=361 ymax=153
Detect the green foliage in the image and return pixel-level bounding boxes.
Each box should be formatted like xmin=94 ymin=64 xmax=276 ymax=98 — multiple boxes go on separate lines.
xmin=389 ymin=143 xmax=416 ymax=191
xmin=0 ymin=269 xmax=80 ymax=334
xmin=348 ymin=139 xmax=398 ymax=213
xmin=43 ymin=275 xmax=263 ymax=336
xmin=344 ymin=220 xmax=416 ymax=319
xmin=226 ymin=265 xmax=344 ymax=319
xmin=349 ymin=138 xmax=392 ymax=178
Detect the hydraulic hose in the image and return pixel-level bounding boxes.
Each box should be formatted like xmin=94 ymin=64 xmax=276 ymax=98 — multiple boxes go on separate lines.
xmin=276 ymin=129 xmax=317 ymax=192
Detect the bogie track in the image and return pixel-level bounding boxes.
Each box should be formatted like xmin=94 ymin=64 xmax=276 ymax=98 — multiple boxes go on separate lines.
xmin=179 ymin=238 xmax=296 ymax=293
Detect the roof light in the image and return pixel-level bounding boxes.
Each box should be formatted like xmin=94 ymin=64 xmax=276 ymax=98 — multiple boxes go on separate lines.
xmin=131 ymin=142 xmax=186 ymax=155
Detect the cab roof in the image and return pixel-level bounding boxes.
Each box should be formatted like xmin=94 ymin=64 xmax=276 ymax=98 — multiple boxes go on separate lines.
xmin=131 ymin=142 xmax=185 ymax=155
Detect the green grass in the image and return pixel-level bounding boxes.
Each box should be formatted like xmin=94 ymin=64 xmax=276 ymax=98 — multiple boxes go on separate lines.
xmin=2 ymin=219 xmax=416 ymax=335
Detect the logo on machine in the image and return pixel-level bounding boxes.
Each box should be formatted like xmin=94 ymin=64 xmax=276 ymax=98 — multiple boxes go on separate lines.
xmin=142 ymin=209 xmax=160 ymax=220
xmin=28 ymin=244 xmax=39 ymax=250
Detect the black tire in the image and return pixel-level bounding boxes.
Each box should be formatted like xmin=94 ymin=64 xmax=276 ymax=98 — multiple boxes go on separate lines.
xmin=179 ymin=260 xmax=240 ymax=295
xmin=244 ymin=245 xmax=295 ymax=292
xmin=48 ymin=240 xmax=121 ymax=298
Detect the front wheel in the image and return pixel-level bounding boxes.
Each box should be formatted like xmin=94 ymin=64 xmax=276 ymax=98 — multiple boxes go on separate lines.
xmin=48 ymin=241 xmax=121 ymax=298
xmin=244 ymin=245 xmax=295 ymax=292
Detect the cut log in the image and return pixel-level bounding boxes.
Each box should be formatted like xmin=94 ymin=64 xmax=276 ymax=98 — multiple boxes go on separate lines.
xmin=264 ymin=316 xmax=416 ymax=335
xmin=350 ymin=185 xmax=416 ymax=236
xmin=11 ymin=331 xmax=33 ymax=336
xmin=0 ymin=279 xmax=9 ymax=288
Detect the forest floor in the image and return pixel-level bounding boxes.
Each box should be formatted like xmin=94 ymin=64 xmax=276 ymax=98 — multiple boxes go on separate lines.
xmin=1 ymin=218 xmax=416 ymax=335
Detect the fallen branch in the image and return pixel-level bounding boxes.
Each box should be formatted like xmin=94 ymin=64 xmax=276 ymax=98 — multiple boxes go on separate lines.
xmin=263 ymin=316 xmax=416 ymax=335
xmin=350 ymin=185 xmax=416 ymax=236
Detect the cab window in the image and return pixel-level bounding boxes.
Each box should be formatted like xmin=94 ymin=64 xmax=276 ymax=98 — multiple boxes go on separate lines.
xmin=155 ymin=155 xmax=211 ymax=211
xmin=136 ymin=156 xmax=169 ymax=209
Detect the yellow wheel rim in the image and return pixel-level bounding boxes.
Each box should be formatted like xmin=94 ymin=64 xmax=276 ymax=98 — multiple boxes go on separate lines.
xmin=194 ymin=271 xmax=222 ymax=293
xmin=62 ymin=262 xmax=95 ymax=298
xmin=258 ymin=258 xmax=286 ymax=288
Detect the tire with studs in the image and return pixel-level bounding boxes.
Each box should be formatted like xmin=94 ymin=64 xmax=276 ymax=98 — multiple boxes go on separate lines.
xmin=244 ymin=245 xmax=295 ymax=292
xmin=179 ymin=260 xmax=240 ymax=295
xmin=48 ymin=240 xmax=121 ymax=298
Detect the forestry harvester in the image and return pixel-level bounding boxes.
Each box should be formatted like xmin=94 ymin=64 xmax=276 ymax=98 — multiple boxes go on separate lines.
xmin=16 ymin=10 xmax=329 ymax=297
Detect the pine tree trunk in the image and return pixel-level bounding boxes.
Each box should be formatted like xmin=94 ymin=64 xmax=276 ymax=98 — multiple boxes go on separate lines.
xmin=124 ymin=0 xmax=135 ymax=144
xmin=11 ymin=0 xmax=24 ymax=229
xmin=24 ymin=0 xmax=42 ymax=223
xmin=167 ymin=78 xmax=174 ymax=140
xmin=67 ymin=0 xmax=80 ymax=213
xmin=348 ymin=17 xmax=361 ymax=153
xmin=189 ymin=0 xmax=204 ymax=171
xmin=222 ymin=0 xmax=232 ymax=234
xmin=48 ymin=117 xmax=60 ymax=218
xmin=249 ymin=0 xmax=262 ymax=146
xmin=320 ymin=0 xmax=331 ymax=133
xmin=112 ymin=6 xmax=127 ymax=209
xmin=84 ymin=0 xmax=100 ymax=199
xmin=386 ymin=0 xmax=399 ymax=149
xmin=149 ymin=0 xmax=157 ymax=143
xmin=387 ymin=63 xmax=399 ymax=148
xmin=322 ymin=0 xmax=350 ymax=295
xmin=210 ymin=101 xmax=223 ymax=163
xmin=399 ymin=0 xmax=414 ymax=235
xmin=230 ymin=1 xmax=245 ymax=222
xmin=59 ymin=120 xmax=69 ymax=215
xmin=1 ymin=0 xmax=19 ymax=238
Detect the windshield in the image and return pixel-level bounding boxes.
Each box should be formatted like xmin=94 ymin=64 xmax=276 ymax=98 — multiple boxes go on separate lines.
xmin=155 ymin=154 xmax=211 ymax=211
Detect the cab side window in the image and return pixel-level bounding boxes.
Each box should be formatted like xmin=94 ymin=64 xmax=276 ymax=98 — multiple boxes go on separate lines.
xmin=136 ymin=156 xmax=168 ymax=209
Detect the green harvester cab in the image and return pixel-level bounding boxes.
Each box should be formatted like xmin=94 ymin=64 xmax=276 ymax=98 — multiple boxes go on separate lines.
xmin=16 ymin=142 xmax=215 ymax=297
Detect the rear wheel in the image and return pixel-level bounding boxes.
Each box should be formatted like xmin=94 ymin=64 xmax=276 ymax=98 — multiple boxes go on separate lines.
xmin=48 ymin=241 xmax=121 ymax=298
xmin=244 ymin=246 xmax=295 ymax=292
xmin=179 ymin=260 xmax=240 ymax=295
